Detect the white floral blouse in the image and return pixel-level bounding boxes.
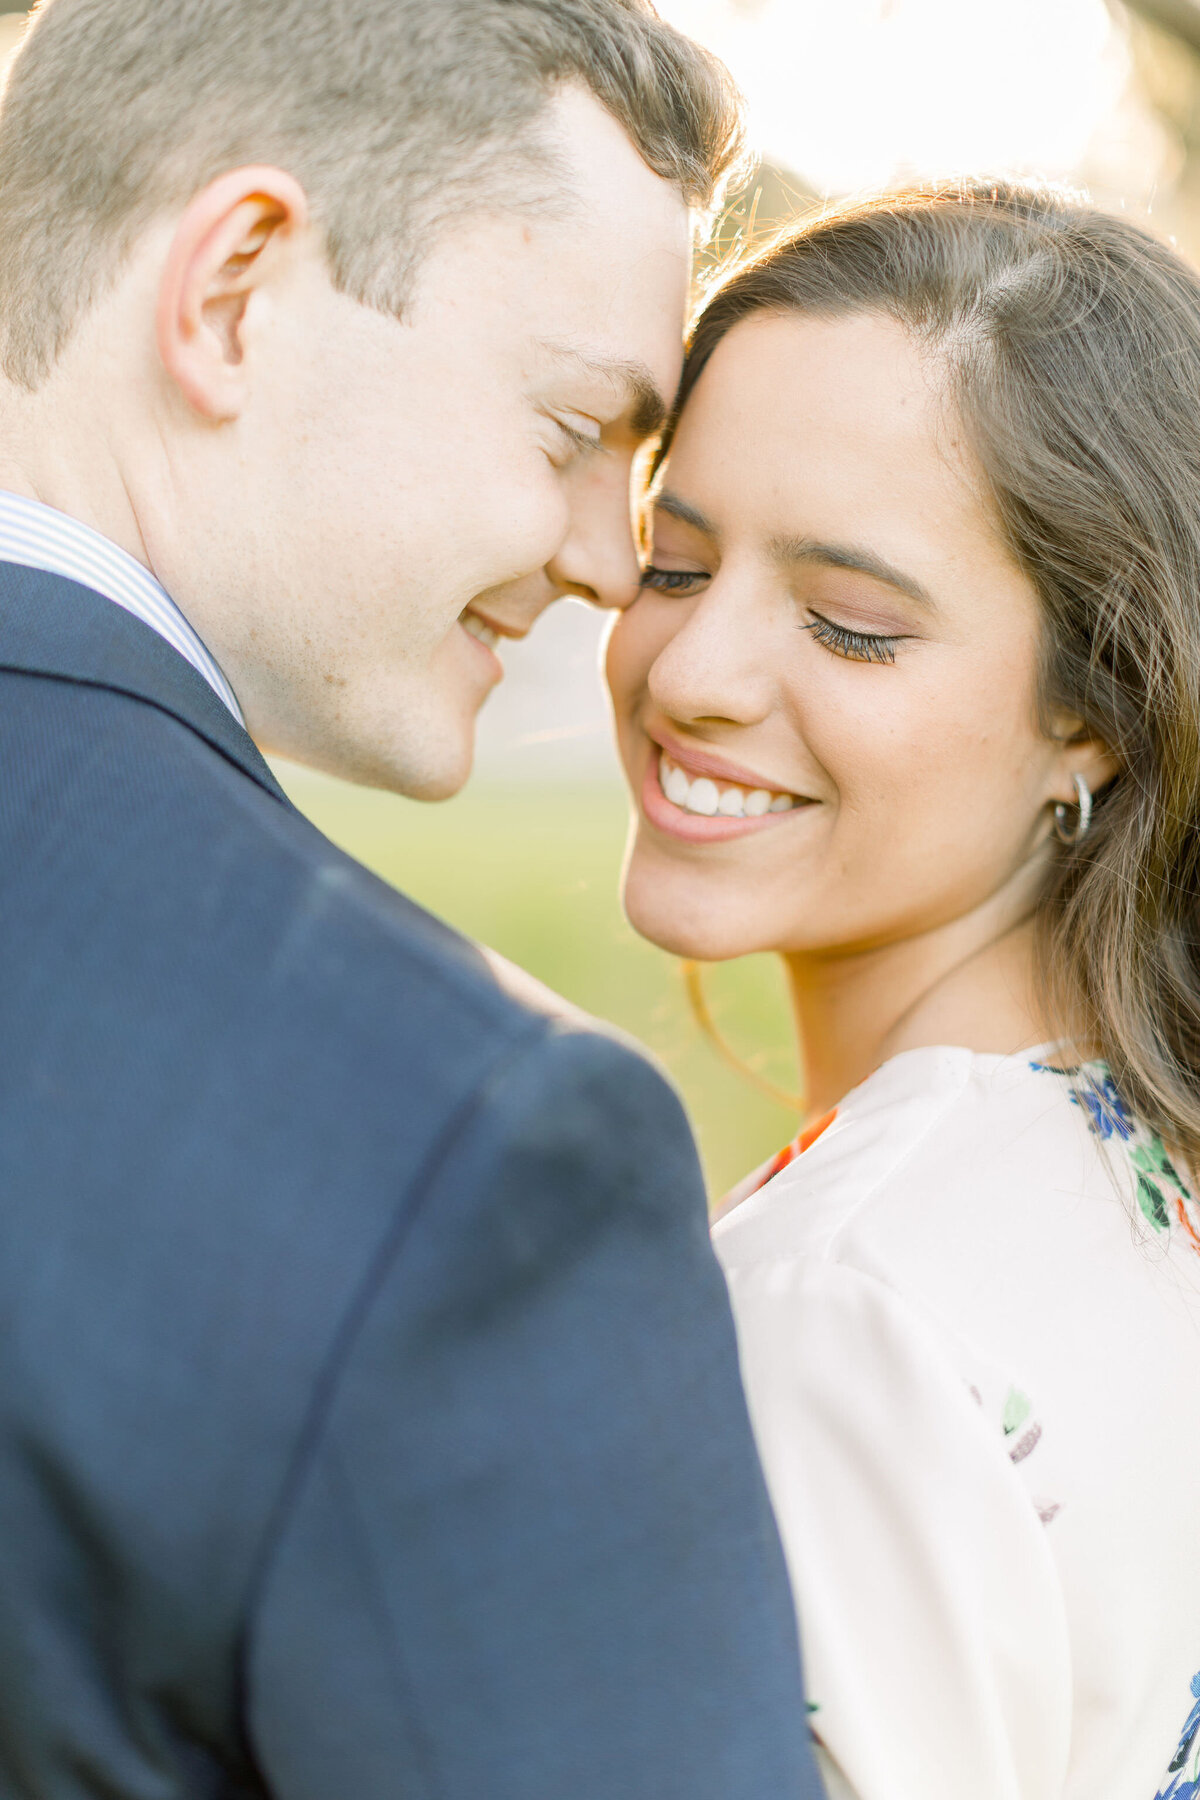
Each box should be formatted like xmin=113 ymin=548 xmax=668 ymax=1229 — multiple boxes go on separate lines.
xmin=714 ymin=1046 xmax=1200 ymax=1800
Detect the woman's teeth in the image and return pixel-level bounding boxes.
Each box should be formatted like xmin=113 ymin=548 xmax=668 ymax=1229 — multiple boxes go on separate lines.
xmin=462 ymin=613 xmax=501 ymax=651
xmin=658 ymin=752 xmax=797 ymax=819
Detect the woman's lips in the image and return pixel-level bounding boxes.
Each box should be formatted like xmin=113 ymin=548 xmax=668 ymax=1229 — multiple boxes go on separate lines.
xmin=639 ymin=746 xmax=812 ymax=843
xmin=650 ymin=730 xmax=798 ymax=794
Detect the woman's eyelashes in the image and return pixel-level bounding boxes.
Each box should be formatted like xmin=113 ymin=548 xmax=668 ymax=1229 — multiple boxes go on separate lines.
xmin=639 ymin=564 xmax=710 ymax=595
xmin=639 ymin=554 xmax=908 ymax=664
xmin=640 ymin=565 xmax=905 ymax=666
xmin=804 ymin=611 xmax=902 ymax=664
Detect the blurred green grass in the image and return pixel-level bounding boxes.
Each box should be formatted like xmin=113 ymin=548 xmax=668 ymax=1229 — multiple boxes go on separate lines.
xmin=273 ymin=763 xmax=801 ymax=1199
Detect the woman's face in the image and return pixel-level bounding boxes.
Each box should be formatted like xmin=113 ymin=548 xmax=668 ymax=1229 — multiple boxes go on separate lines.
xmin=608 ymin=309 xmax=1078 ymax=963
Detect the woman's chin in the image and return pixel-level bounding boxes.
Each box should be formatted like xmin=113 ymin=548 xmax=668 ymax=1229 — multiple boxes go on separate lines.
xmin=620 ymin=870 xmax=761 ymax=963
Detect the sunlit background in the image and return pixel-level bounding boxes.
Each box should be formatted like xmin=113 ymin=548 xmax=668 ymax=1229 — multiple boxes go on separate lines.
xmin=4 ymin=0 xmax=1199 ymax=1191
xmin=664 ymin=0 xmax=1170 ymax=201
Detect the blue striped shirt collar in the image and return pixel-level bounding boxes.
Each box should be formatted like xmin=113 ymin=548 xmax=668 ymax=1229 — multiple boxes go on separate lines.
xmin=0 ymin=488 xmax=244 ymax=725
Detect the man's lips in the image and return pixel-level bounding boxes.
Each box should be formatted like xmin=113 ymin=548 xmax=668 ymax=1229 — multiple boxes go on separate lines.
xmin=460 ymin=605 xmax=530 ymax=645
xmin=457 ymin=605 xmax=530 ymax=680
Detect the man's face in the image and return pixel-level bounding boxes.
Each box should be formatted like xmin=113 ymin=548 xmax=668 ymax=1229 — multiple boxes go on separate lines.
xmin=173 ymin=88 xmax=692 ymax=796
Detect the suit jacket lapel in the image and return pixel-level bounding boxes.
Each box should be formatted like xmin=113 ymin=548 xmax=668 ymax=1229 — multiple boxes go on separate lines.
xmin=0 ymin=561 xmax=291 ymax=805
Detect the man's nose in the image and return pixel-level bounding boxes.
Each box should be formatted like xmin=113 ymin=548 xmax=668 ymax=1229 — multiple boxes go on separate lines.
xmin=545 ymin=460 xmax=644 ymax=611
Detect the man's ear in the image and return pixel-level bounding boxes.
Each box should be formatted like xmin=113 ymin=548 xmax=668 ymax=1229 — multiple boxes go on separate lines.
xmin=156 ymin=165 xmax=310 ymax=422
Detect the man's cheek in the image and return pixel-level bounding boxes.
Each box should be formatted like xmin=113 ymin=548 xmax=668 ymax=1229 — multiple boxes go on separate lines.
xmin=471 ymin=449 xmax=569 ymax=573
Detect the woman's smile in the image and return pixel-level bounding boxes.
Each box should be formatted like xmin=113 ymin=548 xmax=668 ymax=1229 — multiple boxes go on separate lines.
xmin=638 ymin=729 xmax=811 ymax=844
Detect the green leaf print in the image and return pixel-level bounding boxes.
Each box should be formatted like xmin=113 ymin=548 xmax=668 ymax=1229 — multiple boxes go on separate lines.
xmin=1132 ymin=1140 xmax=1179 ymax=1182
xmin=1137 ymin=1172 xmax=1170 ymax=1231
xmin=1033 ymin=1056 xmax=1200 ymax=1253
xmin=1002 ymin=1387 xmax=1032 ymax=1436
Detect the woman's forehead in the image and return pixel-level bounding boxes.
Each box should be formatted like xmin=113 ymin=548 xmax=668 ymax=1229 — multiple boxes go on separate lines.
xmin=669 ymin=318 xmax=975 ymax=527
xmin=681 ymin=311 xmax=943 ymax=458
xmin=660 ymin=309 xmax=1035 ymax=631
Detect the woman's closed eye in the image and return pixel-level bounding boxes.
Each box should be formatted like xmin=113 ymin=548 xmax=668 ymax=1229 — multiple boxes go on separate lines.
xmin=640 ymin=564 xmax=710 ymax=596
xmin=805 ymin=610 xmax=902 ymax=665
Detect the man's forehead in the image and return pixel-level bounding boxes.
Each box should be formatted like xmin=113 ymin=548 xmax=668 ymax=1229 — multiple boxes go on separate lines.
xmin=536 ymin=337 xmax=671 ymax=438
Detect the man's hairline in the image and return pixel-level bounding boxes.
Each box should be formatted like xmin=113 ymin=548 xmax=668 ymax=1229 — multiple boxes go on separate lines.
xmin=18 ymin=80 xmax=697 ymax=391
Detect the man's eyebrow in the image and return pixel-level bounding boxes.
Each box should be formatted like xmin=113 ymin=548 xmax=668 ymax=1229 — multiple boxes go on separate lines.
xmin=539 ymin=340 xmax=668 ymax=438
xmin=769 ymin=534 xmax=937 ymax=610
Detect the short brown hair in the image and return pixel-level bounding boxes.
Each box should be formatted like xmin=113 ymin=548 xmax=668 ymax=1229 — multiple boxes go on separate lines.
xmin=0 ymin=0 xmax=745 ymax=389
xmin=676 ymin=183 xmax=1200 ymax=1168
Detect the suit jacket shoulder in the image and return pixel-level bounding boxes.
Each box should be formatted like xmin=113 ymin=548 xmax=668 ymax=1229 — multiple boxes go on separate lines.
xmin=0 ymin=567 xmax=816 ymax=1800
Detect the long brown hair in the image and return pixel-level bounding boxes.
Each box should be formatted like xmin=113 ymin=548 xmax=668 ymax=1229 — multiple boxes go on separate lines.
xmin=671 ymin=182 xmax=1200 ymax=1163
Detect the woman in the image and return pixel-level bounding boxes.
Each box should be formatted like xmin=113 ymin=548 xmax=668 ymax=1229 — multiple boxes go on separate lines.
xmin=606 ymin=184 xmax=1200 ymax=1800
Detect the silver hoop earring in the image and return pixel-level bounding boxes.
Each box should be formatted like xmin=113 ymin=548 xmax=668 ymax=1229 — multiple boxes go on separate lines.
xmin=1053 ymin=773 xmax=1093 ymax=846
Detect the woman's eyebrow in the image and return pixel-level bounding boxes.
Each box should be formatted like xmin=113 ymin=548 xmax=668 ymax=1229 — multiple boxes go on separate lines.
xmin=770 ymin=533 xmax=938 ymax=610
xmin=653 ymin=489 xmax=718 ymax=535
xmin=653 ymin=497 xmax=936 ymax=611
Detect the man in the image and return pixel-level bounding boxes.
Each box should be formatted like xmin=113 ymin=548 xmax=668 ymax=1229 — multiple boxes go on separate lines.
xmin=0 ymin=1 xmax=819 ymax=1795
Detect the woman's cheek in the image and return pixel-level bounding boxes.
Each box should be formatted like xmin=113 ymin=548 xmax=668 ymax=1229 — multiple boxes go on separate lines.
xmin=805 ymin=647 xmax=973 ymax=782
xmin=605 ymin=594 xmax=672 ymax=710
xmin=785 ymin=671 xmax=911 ymax=810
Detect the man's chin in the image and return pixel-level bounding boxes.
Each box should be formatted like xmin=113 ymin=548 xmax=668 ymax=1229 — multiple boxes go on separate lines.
xmin=358 ymin=732 xmax=476 ymax=802
xmin=399 ymin=752 xmax=474 ymax=804
xmin=260 ymin=716 xmax=478 ymax=803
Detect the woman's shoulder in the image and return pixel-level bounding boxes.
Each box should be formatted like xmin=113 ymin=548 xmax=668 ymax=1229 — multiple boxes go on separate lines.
xmin=714 ymin=1043 xmax=1200 ymax=1314
xmin=714 ymin=1049 xmax=1200 ymax=1800
xmin=716 ymin=1044 xmax=1047 ymax=1254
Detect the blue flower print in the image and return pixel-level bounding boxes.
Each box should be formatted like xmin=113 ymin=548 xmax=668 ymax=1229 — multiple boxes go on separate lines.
xmin=1077 ymin=1071 xmax=1134 ymax=1140
xmin=1155 ymin=1670 xmax=1200 ymax=1800
xmin=1028 ymin=1061 xmax=1133 ymax=1139
xmin=1029 ymin=1059 xmax=1200 ymax=1248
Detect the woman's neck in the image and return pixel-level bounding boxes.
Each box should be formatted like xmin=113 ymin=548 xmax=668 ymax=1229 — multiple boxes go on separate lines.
xmin=784 ymin=885 xmax=1052 ymax=1117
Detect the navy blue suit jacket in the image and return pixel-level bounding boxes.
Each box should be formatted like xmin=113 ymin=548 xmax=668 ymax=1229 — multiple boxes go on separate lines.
xmin=0 ymin=564 xmax=819 ymax=1798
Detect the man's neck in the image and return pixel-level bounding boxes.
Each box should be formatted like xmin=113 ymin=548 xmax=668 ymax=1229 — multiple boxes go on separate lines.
xmin=0 ymin=365 xmax=155 ymax=574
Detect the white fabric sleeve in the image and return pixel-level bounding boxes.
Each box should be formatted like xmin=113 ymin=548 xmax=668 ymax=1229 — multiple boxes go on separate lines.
xmin=721 ymin=1255 xmax=1073 ymax=1800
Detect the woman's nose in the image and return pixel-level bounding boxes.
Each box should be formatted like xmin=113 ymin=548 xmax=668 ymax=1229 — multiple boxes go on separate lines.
xmin=647 ymin=583 xmax=777 ymax=727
